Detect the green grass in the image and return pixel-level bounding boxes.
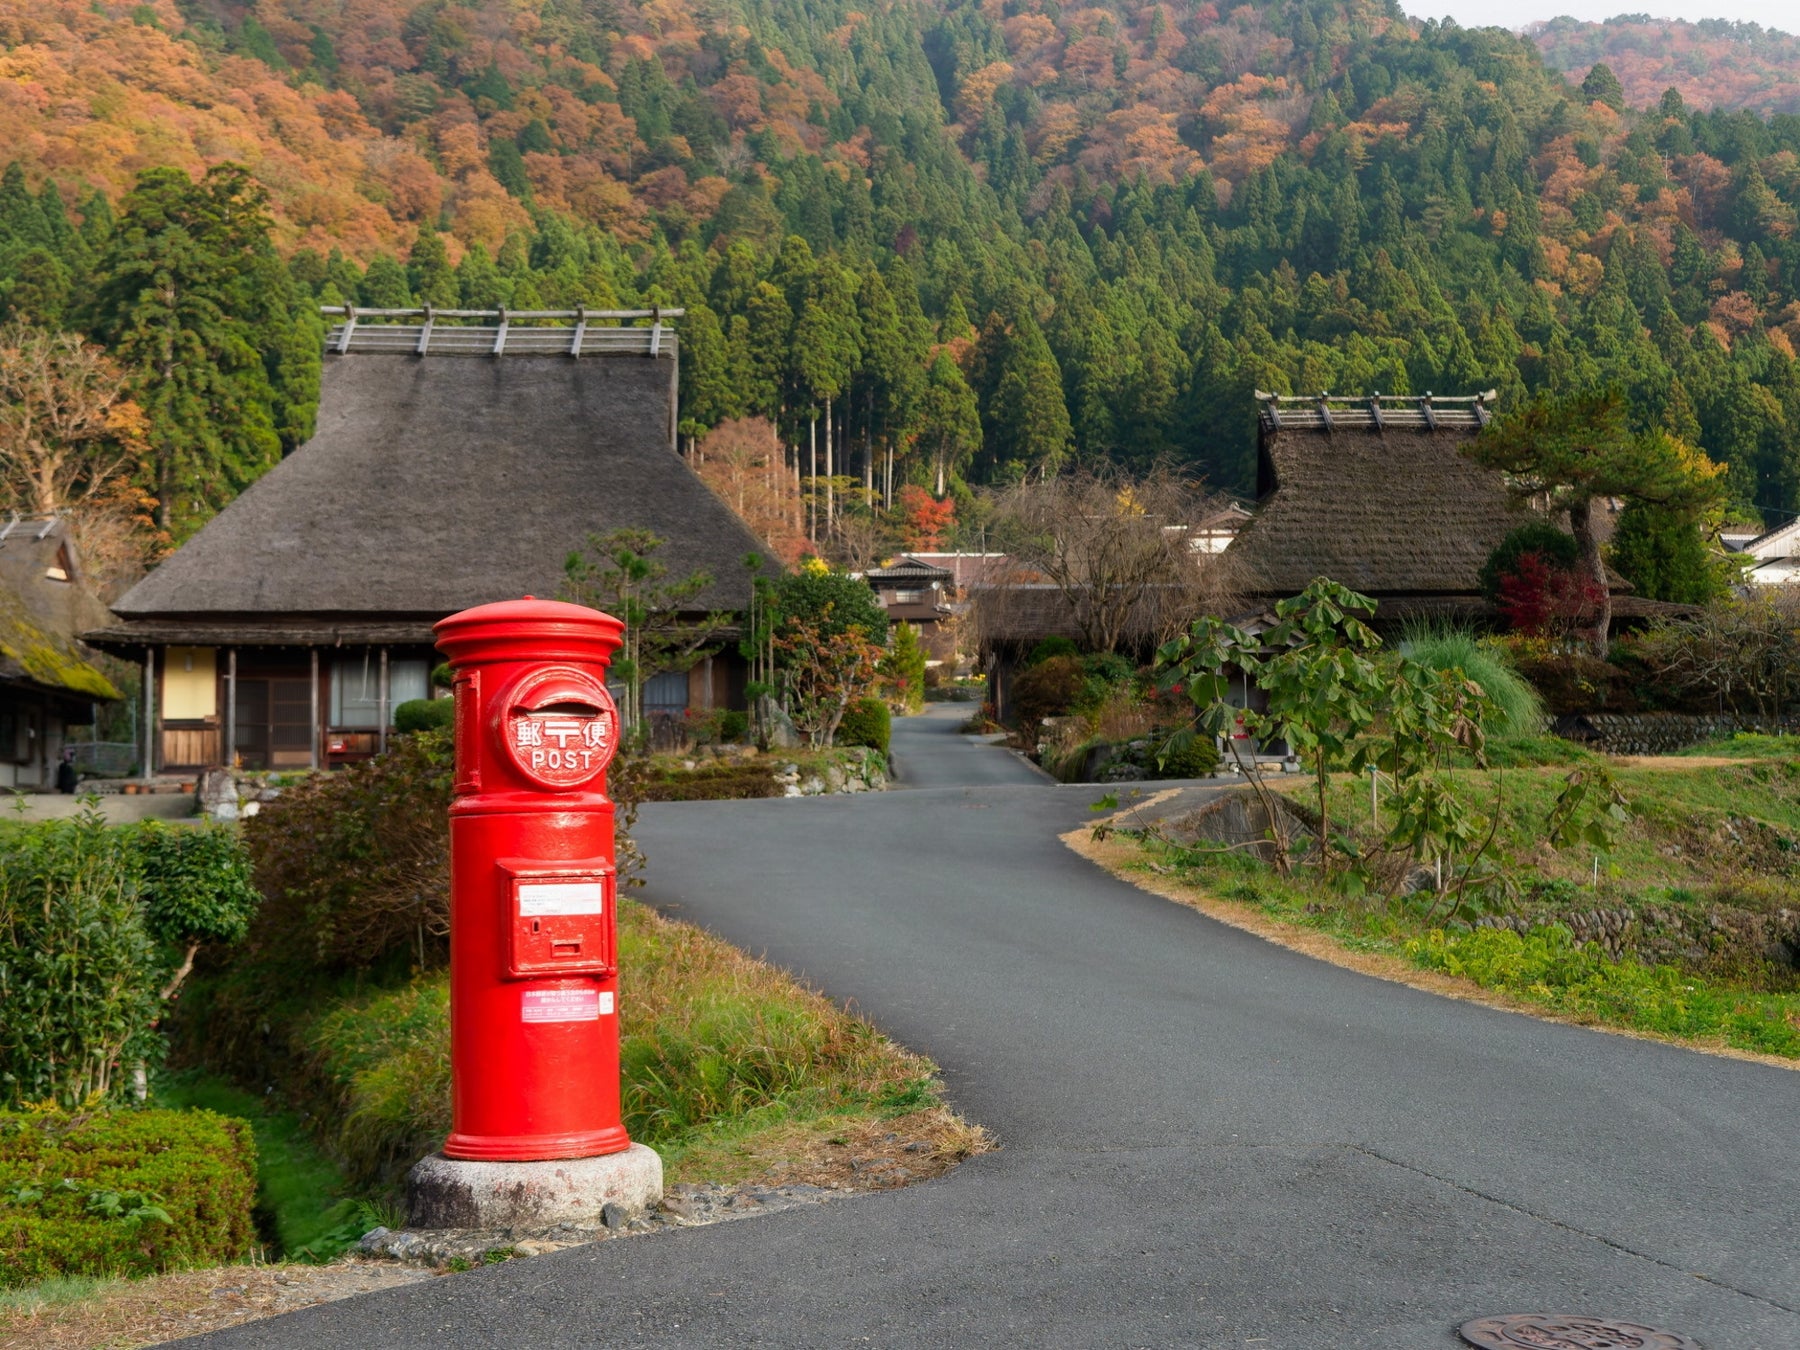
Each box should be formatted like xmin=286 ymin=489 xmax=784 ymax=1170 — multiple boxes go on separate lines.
xmin=291 ymin=897 xmax=968 ymax=1193
xmin=1321 ymin=756 xmax=1800 ymax=906
xmin=0 ymin=1274 xmax=116 ymax=1315
xmin=1134 ymin=754 xmax=1800 ymax=1058
xmin=1138 ymin=841 xmax=1800 ymax=1059
xmin=1405 ymin=925 xmax=1800 ymax=1055
xmin=154 ymin=1075 xmax=366 ymax=1260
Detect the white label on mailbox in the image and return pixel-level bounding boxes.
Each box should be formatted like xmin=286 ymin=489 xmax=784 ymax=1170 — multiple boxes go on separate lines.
xmin=517 ymin=881 xmax=604 ymax=917
xmin=522 ymin=988 xmax=600 ymax=1023
xmin=599 ymin=992 xmax=615 ymax=1015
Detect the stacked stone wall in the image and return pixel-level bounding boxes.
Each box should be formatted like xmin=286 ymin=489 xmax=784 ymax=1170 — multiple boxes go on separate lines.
xmin=1555 ymin=712 xmax=1800 ymax=756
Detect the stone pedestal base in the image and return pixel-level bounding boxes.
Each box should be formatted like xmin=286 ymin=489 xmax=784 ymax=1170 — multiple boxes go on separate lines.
xmin=407 ymin=1144 xmax=663 ymax=1230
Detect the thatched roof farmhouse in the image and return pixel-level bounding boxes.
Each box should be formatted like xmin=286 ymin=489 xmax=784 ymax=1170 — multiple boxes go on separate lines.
xmin=88 ymin=309 xmax=771 ymax=775
xmin=1226 ymin=392 xmax=1515 ymax=621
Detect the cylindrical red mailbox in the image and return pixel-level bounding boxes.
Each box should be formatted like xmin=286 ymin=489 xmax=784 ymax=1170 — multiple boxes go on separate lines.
xmin=433 ymin=597 xmax=629 ymax=1162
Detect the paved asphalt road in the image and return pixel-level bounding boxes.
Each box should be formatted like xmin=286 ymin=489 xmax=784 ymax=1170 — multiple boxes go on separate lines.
xmin=193 ymin=705 xmax=1800 ymax=1349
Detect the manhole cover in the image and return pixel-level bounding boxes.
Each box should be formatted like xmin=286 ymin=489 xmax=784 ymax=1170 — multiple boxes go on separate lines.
xmin=1460 ymin=1313 xmax=1704 ymax=1350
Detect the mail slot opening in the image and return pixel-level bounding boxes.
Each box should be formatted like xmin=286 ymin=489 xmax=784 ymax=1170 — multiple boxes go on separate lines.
xmin=531 ymin=700 xmax=603 ymax=716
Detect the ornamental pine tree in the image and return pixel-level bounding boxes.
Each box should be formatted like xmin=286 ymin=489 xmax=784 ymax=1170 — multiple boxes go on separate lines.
xmin=1471 ymin=388 xmax=1726 ymax=652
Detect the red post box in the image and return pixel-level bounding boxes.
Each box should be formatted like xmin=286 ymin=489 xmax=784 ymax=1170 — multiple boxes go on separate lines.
xmin=433 ymin=597 xmax=630 ymax=1162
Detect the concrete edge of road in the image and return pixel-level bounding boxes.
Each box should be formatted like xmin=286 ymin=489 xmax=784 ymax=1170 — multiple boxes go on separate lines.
xmin=1001 ymin=745 xmax=1057 ymax=783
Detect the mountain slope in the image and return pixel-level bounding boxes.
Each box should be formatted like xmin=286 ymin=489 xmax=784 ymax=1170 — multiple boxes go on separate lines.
xmin=2 ymin=0 xmax=1799 ymax=538
xmin=1534 ymin=16 xmax=1800 ymax=119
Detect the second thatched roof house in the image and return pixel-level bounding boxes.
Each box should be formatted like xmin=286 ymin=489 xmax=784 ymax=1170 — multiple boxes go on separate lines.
xmin=2 ymin=515 xmax=121 ymax=790
xmin=1226 ymin=392 xmax=1515 ymax=622
xmin=87 ymin=309 xmax=771 ymax=775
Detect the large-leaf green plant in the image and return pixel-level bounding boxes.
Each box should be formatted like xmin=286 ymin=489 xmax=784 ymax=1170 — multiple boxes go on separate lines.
xmin=1157 ymin=578 xmax=1509 ymax=906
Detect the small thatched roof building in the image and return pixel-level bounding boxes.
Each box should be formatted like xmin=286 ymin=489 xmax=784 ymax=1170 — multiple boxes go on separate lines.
xmin=1225 ymin=392 xmax=1515 ymax=619
xmin=88 ymin=309 xmax=771 ymax=774
xmin=1 ymin=516 xmax=120 ymax=790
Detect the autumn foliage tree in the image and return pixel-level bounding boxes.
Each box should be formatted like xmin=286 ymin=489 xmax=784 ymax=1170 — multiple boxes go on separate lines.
xmin=0 ymin=322 xmax=146 ymax=517
xmin=896 ymin=485 xmax=956 ymax=551
xmin=693 ymin=417 xmax=812 ymax=564
xmin=0 ymin=320 xmax=160 ymax=594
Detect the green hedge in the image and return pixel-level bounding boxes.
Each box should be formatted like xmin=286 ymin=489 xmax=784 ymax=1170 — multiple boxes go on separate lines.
xmin=636 ymin=762 xmax=785 ymax=802
xmin=836 ymin=697 xmax=891 ymax=755
xmin=0 ymin=1108 xmax=257 ymax=1285
xmin=393 ymin=698 xmax=454 ymax=734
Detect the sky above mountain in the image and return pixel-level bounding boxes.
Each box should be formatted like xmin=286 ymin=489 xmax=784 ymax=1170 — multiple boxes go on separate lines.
xmin=1417 ymin=3 xmax=1792 ymax=33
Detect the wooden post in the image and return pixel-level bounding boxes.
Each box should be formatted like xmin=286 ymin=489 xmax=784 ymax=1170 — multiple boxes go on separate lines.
xmin=225 ymin=648 xmax=237 ymax=769
xmin=142 ymin=647 xmax=156 ymax=780
xmin=378 ymin=647 xmax=390 ymax=755
xmin=309 ymin=648 xmax=321 ymax=771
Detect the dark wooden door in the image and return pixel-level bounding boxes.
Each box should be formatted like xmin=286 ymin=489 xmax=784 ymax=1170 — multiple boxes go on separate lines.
xmin=234 ymin=678 xmax=313 ymax=769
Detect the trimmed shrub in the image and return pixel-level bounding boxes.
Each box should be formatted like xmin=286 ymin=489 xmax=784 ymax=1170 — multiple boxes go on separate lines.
xmin=1155 ymin=733 xmax=1221 ymax=779
xmin=0 ymin=1108 xmax=257 ymax=1285
xmin=836 ymin=697 xmax=891 ymax=755
xmin=1026 ymin=637 xmax=1078 ymax=666
xmin=636 ymin=763 xmax=785 ymax=802
xmin=1010 ymin=655 xmax=1085 ymax=730
xmin=393 ymin=698 xmax=454 ymax=734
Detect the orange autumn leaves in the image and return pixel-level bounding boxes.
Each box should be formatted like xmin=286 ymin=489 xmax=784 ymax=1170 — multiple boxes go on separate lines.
xmin=0 ymin=0 xmax=847 ymax=261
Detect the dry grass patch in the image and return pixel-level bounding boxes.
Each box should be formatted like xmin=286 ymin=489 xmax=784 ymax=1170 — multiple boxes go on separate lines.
xmin=0 ymin=1261 xmax=436 ymax=1350
xmin=665 ymin=1106 xmax=990 ymax=1190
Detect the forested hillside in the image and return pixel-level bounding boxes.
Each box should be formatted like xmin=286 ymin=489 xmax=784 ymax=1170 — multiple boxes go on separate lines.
xmin=3 ymin=0 xmax=1800 ymax=549
xmin=1535 ymin=17 xmax=1800 ymax=118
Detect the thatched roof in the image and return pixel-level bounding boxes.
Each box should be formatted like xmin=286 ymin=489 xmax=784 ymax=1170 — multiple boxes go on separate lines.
xmin=0 ymin=517 xmax=120 ymax=701
xmin=95 ymin=347 xmax=771 ymax=650
xmin=1229 ymin=394 xmax=1518 ymax=598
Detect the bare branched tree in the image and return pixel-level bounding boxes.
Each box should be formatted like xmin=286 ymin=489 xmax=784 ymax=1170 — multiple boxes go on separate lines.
xmin=0 ymin=322 xmax=148 ymax=517
xmin=977 ymin=466 xmax=1247 ymax=654
xmin=1638 ymin=587 xmax=1800 ymax=719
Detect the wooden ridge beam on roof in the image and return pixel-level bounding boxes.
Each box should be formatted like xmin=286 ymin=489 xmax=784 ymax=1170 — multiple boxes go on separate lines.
xmin=1254 ymin=389 xmax=1498 ymax=432
xmin=322 ymin=306 xmax=686 ymax=321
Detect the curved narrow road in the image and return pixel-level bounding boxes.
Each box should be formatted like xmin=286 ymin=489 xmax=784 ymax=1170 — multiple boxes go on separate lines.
xmin=195 ymin=709 xmax=1800 ymax=1349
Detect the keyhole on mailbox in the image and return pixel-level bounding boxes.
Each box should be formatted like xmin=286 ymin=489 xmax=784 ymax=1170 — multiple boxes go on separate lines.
xmin=532 ymin=919 xmax=541 ymax=934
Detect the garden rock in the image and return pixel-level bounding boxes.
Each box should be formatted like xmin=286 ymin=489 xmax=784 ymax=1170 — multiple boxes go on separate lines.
xmin=198 ymin=769 xmax=239 ymax=822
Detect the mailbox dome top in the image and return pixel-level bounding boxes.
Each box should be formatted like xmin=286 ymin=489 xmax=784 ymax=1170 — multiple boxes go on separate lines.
xmin=435 ymin=597 xmax=624 ymax=668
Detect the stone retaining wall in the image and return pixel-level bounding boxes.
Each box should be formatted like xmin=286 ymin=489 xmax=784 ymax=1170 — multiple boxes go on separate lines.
xmin=1476 ymin=902 xmax=1800 ymax=972
xmin=1554 ymin=712 xmax=1800 ymax=756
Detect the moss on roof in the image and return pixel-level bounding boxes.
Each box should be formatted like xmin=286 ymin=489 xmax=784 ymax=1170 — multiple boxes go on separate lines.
xmin=0 ymin=581 xmax=120 ymax=701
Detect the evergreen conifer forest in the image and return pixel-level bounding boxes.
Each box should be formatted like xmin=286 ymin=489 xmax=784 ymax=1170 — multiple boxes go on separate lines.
xmin=1 ymin=0 xmax=1799 ymax=542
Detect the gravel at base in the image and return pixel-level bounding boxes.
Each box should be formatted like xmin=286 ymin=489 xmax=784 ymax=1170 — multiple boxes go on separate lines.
xmin=357 ymin=1181 xmax=841 ymax=1267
